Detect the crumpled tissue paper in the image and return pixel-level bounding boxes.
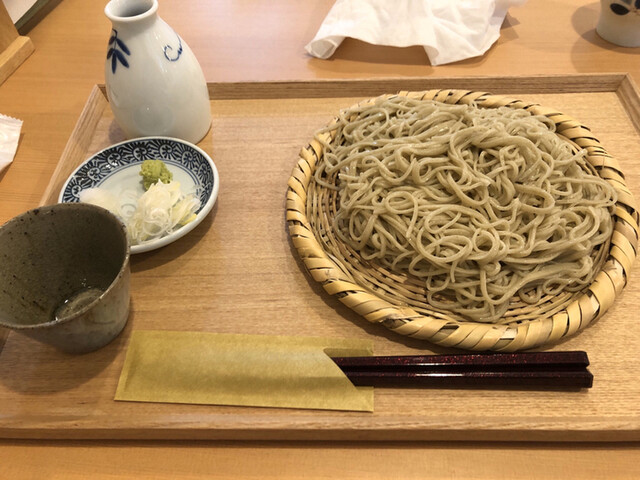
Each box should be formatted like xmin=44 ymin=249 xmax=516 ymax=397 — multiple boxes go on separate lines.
xmin=305 ymin=0 xmax=526 ymax=66
xmin=0 ymin=114 xmax=23 ymax=174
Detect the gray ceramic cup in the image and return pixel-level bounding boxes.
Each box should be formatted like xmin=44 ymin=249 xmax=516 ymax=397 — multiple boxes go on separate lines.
xmin=0 ymin=203 xmax=130 ymax=353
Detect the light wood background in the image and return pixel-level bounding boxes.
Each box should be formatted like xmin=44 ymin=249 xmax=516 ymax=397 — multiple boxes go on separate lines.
xmin=0 ymin=78 xmax=635 ymax=444
xmin=2 ymin=0 xmax=640 ymax=478
xmin=0 ymin=0 xmax=33 ymax=85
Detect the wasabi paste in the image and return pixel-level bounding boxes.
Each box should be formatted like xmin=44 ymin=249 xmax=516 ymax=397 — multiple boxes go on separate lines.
xmin=140 ymin=159 xmax=173 ymax=190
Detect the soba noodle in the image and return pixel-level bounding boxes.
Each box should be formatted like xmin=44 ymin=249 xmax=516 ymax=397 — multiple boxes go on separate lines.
xmin=312 ymin=96 xmax=617 ymax=323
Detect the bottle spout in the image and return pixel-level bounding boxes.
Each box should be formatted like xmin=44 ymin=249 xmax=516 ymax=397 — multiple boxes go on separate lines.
xmin=105 ymin=0 xmax=157 ymax=20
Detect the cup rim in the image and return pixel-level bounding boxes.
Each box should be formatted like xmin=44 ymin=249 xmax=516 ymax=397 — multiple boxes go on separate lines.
xmin=0 ymin=203 xmax=130 ymax=331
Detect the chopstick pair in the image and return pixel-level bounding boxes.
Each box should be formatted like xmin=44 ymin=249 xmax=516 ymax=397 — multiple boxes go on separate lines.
xmin=331 ymin=351 xmax=593 ymax=390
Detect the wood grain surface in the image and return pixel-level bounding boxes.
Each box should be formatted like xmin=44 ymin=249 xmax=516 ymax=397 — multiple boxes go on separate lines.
xmin=1 ymin=76 xmax=638 ymax=443
xmin=2 ymin=0 xmax=640 ymax=477
xmin=1 ymin=440 xmax=639 ymax=480
xmin=0 ymin=1 xmax=33 ymax=85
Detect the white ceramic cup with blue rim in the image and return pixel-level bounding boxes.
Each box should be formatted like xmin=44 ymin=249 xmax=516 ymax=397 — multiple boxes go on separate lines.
xmin=597 ymin=0 xmax=640 ymax=47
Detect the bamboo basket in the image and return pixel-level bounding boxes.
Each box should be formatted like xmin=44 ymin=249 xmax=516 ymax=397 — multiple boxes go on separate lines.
xmin=286 ymin=90 xmax=640 ymax=351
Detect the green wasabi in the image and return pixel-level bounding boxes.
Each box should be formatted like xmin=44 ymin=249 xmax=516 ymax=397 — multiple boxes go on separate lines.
xmin=139 ymin=159 xmax=173 ymax=190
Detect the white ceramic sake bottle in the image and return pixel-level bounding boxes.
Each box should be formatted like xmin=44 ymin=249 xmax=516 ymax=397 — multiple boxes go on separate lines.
xmin=104 ymin=0 xmax=211 ymax=143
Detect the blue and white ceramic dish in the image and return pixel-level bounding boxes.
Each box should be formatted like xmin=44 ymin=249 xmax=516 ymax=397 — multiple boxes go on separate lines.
xmin=59 ymin=136 xmax=219 ymax=254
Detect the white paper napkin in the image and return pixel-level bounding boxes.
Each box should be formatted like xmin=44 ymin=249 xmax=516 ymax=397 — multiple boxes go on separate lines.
xmin=0 ymin=114 xmax=23 ymax=174
xmin=306 ymin=0 xmax=526 ymax=66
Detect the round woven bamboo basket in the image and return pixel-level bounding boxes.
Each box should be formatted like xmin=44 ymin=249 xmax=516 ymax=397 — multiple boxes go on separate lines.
xmin=286 ymin=90 xmax=640 ymax=351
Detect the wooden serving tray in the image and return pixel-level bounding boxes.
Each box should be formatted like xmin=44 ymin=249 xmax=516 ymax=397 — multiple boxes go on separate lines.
xmin=1 ymin=74 xmax=640 ymax=441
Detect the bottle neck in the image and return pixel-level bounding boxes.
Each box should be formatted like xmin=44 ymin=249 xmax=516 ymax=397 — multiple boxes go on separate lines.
xmin=105 ymin=0 xmax=158 ymax=30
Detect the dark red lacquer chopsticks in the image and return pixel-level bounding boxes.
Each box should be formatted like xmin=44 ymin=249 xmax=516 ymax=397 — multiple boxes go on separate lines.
xmin=331 ymin=351 xmax=593 ymax=389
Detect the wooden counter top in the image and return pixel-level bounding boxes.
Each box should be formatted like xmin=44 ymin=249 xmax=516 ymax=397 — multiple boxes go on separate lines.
xmin=1 ymin=0 xmax=639 ymax=477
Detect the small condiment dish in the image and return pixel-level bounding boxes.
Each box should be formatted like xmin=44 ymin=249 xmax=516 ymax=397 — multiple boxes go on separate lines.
xmin=58 ymin=136 xmax=219 ymax=253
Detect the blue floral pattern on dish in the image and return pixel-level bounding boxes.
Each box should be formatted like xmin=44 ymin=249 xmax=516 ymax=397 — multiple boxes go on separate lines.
xmin=60 ymin=138 xmax=215 ymax=210
xmin=106 ymin=151 xmax=123 ymax=166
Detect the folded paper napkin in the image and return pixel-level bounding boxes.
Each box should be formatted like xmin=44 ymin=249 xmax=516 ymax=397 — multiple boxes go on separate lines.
xmin=116 ymin=331 xmax=375 ymax=412
xmin=305 ymin=0 xmax=526 ymax=66
xmin=0 ymin=114 xmax=23 ymax=174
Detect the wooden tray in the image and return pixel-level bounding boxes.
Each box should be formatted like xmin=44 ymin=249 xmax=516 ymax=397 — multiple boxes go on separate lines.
xmin=1 ymin=74 xmax=640 ymax=441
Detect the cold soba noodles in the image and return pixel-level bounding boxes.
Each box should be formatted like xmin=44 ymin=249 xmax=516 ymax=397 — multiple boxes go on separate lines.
xmin=312 ymin=96 xmax=617 ymax=323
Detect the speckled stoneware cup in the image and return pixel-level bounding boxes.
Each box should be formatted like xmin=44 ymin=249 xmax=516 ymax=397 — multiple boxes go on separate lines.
xmin=0 ymin=203 xmax=130 ymax=353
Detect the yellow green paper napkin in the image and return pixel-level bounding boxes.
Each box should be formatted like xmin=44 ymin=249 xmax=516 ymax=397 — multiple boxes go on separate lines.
xmin=115 ymin=331 xmax=374 ymax=412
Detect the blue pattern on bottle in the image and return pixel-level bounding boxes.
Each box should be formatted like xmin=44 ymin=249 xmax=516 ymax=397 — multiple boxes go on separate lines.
xmin=107 ymin=29 xmax=130 ymax=74
xmin=107 ymin=29 xmax=184 ymax=74
xmin=164 ymin=33 xmax=183 ymax=62
xmin=609 ymin=0 xmax=640 ymax=15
